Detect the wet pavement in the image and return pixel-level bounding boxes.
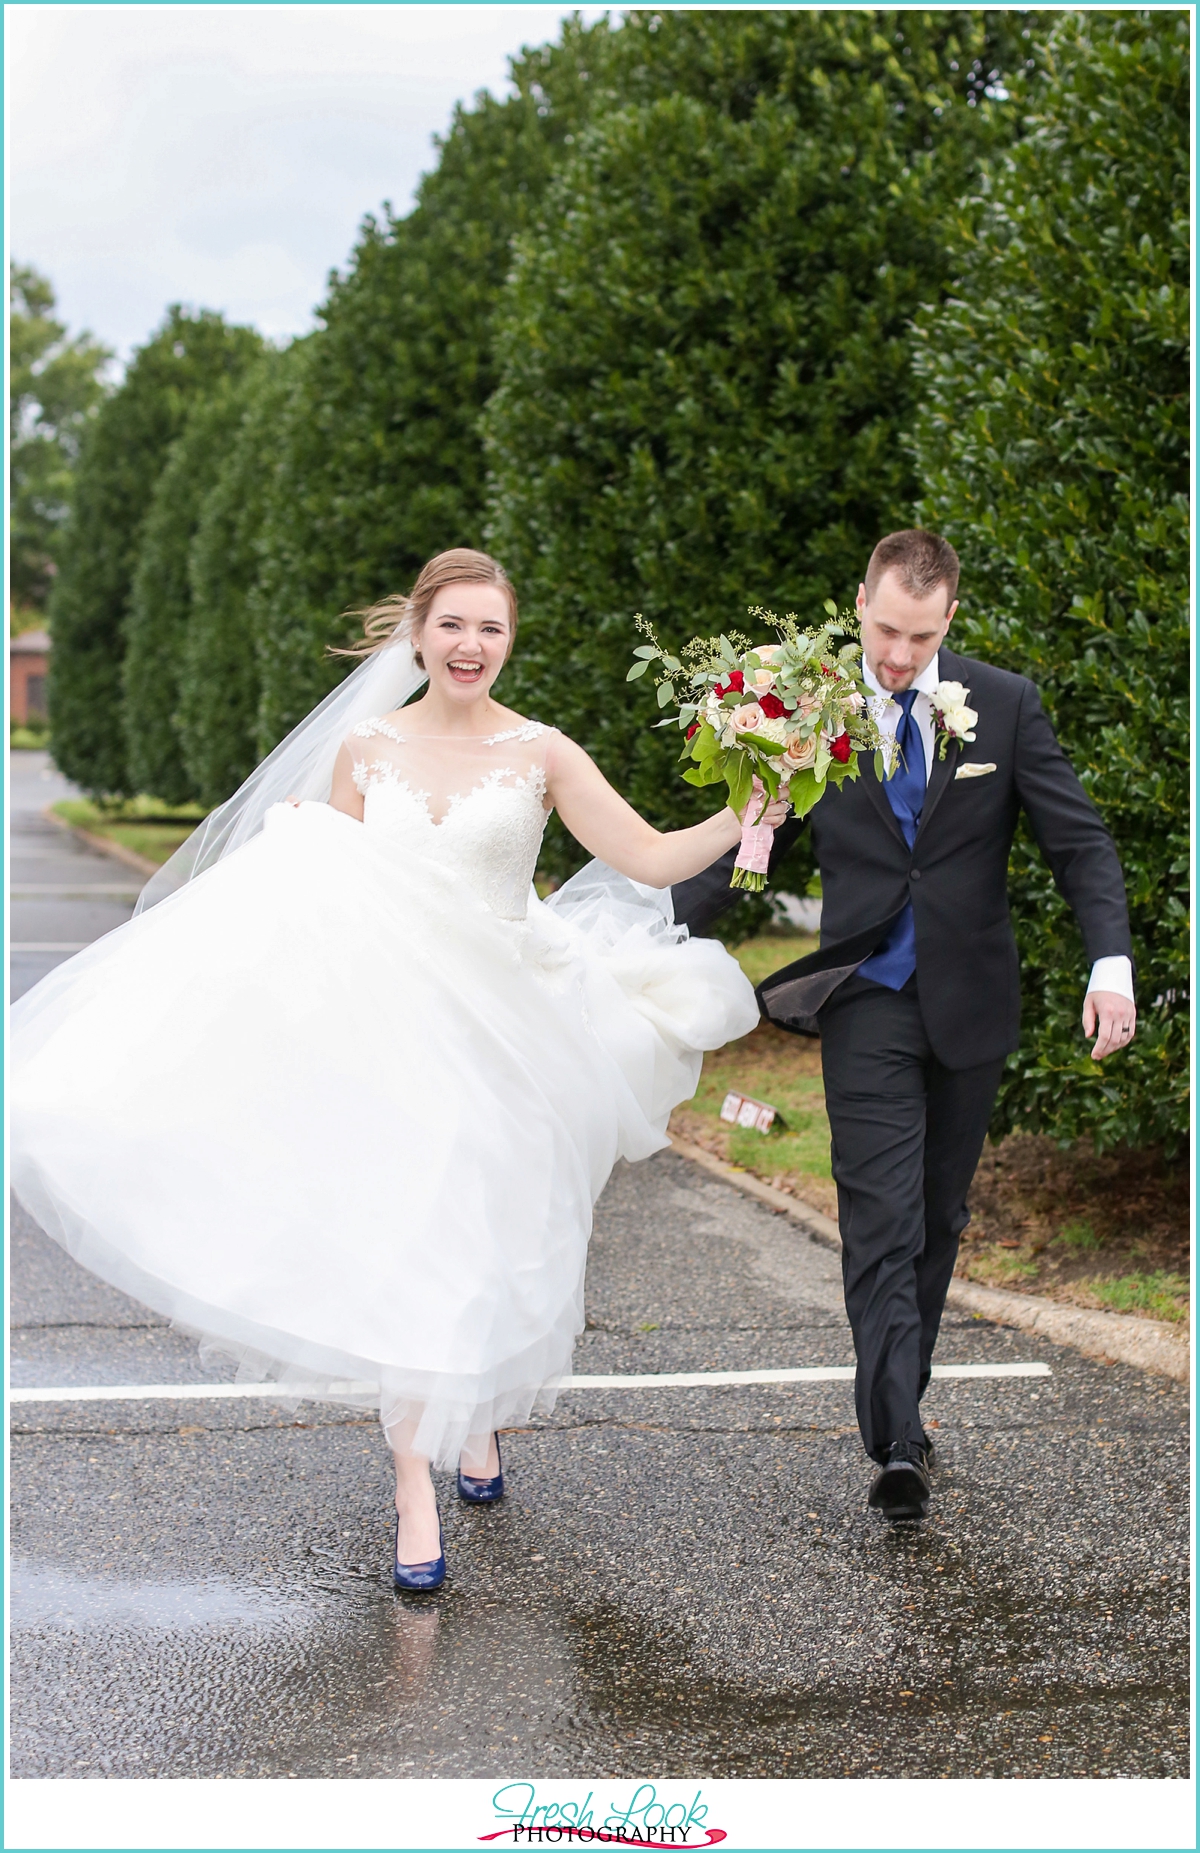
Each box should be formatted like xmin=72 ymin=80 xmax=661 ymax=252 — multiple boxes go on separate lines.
xmin=10 ymin=750 xmax=141 ymax=1003
xmin=7 ymin=752 xmax=1191 ymax=1780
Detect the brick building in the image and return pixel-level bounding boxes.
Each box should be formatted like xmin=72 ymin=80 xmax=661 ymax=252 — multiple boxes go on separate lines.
xmin=11 ymin=629 xmax=50 ymax=725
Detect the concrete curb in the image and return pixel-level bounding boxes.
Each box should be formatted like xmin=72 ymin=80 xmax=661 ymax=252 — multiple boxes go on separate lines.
xmin=43 ymin=805 xmax=158 ymax=881
xmin=668 ymin=1132 xmax=1190 ymax=1384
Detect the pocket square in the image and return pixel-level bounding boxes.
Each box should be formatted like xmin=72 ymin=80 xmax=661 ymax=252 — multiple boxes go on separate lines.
xmin=955 ymin=762 xmax=997 ymax=780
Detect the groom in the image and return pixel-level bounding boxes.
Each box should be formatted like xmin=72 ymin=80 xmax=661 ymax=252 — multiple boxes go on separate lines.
xmin=671 ymin=530 xmax=1135 ymax=1520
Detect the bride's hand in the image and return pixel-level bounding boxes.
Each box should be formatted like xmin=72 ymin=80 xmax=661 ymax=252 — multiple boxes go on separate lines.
xmin=735 ymin=778 xmax=791 ymax=830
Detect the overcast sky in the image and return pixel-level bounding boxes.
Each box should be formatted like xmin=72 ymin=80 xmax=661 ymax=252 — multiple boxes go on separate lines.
xmin=7 ymin=4 xmax=608 ymax=363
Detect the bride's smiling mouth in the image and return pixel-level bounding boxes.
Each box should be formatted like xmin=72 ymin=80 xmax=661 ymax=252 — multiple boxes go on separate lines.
xmin=448 ymin=659 xmax=485 ymax=683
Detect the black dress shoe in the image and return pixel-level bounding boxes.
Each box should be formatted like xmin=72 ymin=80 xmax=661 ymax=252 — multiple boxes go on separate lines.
xmin=868 ymin=1440 xmax=932 ymax=1520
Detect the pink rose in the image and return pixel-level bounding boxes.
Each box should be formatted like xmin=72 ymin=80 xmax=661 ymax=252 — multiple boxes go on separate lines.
xmin=782 ymin=731 xmax=818 ymax=772
xmin=730 ymin=702 xmax=765 ymax=734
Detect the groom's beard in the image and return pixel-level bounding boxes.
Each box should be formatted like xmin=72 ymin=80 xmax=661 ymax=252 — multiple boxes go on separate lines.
xmin=865 ymin=658 xmax=918 ymax=692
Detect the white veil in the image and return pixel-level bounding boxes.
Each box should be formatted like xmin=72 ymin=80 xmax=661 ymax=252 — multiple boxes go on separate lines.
xmin=135 ymin=635 xmax=427 ymax=913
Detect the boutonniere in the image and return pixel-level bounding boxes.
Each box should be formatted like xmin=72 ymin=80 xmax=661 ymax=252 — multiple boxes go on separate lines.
xmin=930 ymin=681 xmax=978 ymax=760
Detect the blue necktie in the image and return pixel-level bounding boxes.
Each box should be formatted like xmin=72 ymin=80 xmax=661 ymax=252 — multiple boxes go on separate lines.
xmin=858 ymin=689 xmax=926 ymax=991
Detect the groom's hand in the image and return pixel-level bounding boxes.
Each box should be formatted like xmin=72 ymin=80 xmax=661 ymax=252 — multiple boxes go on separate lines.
xmin=1083 ymin=989 xmax=1137 ymax=1060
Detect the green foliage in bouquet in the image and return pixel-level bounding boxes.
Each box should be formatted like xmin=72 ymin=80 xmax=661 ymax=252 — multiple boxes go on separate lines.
xmin=488 ymin=10 xmax=1039 ymax=885
xmin=47 ymin=308 xmax=263 ymax=795
xmin=911 ymin=10 xmax=1188 ymax=1154
xmin=630 ymin=604 xmax=887 ymax=870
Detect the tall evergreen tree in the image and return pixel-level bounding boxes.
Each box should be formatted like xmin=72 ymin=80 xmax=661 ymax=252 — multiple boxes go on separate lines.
xmin=123 ymin=372 xmax=265 ymax=802
xmin=251 ymin=16 xmax=616 ymax=750
xmin=47 ymin=307 xmax=263 ymax=794
xmin=911 ymin=9 xmax=1189 ymax=1153
xmin=484 ymin=10 xmax=1039 ymax=881
xmin=9 ymin=263 xmax=112 ymax=615
xmin=179 ymin=346 xmax=299 ymax=807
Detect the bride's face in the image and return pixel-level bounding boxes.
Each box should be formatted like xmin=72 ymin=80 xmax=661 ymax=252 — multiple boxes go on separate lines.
xmin=420 ymin=584 xmax=513 ymax=701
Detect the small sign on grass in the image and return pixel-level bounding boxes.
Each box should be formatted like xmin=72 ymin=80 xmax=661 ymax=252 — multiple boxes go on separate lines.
xmin=719 ymin=1090 xmax=787 ymax=1136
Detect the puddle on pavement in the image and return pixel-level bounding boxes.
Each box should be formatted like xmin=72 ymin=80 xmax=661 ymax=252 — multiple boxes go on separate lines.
xmin=8 ymin=1549 xmax=1189 ymax=1779
xmin=11 ymin=1559 xmax=310 ymax=1634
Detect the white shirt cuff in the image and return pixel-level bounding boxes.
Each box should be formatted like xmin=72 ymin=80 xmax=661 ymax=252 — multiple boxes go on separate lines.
xmin=1086 ymin=955 xmax=1134 ymax=1004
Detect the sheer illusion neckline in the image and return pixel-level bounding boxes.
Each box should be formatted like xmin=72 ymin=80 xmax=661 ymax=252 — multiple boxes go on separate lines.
xmin=358 ymin=717 xmax=547 ymax=747
xmin=379 ymin=767 xmax=549 ymax=830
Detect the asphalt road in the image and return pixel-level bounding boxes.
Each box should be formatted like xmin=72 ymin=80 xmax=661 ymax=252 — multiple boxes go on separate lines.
xmin=8 ymin=753 xmax=1191 ymax=1781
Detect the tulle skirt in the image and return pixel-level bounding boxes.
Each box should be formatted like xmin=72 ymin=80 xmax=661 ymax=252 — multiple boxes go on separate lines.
xmin=11 ymin=802 xmax=758 ymax=1464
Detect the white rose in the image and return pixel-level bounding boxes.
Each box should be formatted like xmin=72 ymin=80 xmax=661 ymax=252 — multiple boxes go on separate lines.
xmin=934 ymin=681 xmax=977 ymax=742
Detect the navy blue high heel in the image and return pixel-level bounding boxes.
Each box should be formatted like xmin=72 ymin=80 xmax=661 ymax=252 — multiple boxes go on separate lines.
xmin=457 ymin=1432 xmax=504 ymax=1504
xmin=393 ymin=1508 xmax=446 ymax=1592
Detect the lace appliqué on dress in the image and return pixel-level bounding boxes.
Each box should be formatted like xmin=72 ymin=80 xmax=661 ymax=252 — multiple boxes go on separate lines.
xmin=351 ymin=718 xmax=406 ymax=744
xmin=446 ymin=764 xmax=549 ymax=813
xmin=352 ymin=717 xmax=544 ymax=748
xmin=351 ymin=758 xmax=430 ymax=807
xmin=482 ymin=723 xmax=547 ymax=746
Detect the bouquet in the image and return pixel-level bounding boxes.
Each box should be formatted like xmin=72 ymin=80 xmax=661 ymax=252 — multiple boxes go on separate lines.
xmin=628 ymin=602 xmax=891 ymax=890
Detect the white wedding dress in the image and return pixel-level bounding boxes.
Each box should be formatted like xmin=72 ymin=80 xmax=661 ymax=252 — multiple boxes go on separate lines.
xmin=11 ymin=720 xmax=758 ymax=1463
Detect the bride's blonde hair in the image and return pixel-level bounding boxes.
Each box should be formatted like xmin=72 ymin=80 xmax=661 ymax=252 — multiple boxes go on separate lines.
xmin=334 ymin=548 xmax=519 ymax=668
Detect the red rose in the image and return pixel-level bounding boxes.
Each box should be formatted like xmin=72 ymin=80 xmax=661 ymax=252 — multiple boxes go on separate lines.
xmin=714 ymin=670 xmax=744 ymax=699
xmin=759 ymin=693 xmax=786 ymax=719
xmin=829 ymin=732 xmax=853 ymax=763
xmin=686 ymin=722 xmax=699 ymax=739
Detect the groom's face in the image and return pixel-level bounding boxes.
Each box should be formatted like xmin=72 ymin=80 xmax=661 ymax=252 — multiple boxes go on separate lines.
xmin=856 ymin=570 xmax=957 ymax=692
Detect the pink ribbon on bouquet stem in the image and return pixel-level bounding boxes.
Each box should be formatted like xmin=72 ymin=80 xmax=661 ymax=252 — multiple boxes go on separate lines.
xmin=730 ymin=775 xmax=787 ymax=891
xmin=734 ymin=820 xmax=775 ymax=879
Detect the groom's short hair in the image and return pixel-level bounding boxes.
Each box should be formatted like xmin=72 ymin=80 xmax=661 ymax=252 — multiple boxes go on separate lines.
xmin=865 ymin=529 xmax=960 ymax=607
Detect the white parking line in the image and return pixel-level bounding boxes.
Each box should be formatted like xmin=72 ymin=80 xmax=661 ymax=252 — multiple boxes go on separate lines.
xmin=8 ymin=1362 xmax=1051 ymax=1404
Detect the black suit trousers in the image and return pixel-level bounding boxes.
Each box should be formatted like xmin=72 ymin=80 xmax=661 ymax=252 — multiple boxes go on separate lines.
xmin=817 ymin=973 xmax=1005 ymax=1464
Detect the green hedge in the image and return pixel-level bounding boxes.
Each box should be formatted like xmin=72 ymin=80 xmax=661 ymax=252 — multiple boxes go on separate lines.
xmin=177 ymin=348 xmax=297 ymax=809
xmin=123 ymin=373 xmax=261 ymax=803
xmin=47 ymin=307 xmax=263 ymax=795
xmin=911 ymin=10 xmax=1189 ymax=1153
xmin=485 ymin=10 xmax=1036 ymax=883
xmin=250 ymin=19 xmax=614 ymax=753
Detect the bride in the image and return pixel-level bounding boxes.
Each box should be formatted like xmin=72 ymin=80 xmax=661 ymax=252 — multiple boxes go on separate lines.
xmin=11 ymin=548 xmax=785 ymax=1590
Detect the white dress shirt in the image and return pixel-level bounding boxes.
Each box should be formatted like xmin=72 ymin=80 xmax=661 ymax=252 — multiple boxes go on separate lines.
xmin=861 ymin=652 xmax=1134 ymax=1006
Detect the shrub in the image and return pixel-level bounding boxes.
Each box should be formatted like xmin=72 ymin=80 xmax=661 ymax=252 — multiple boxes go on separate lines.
xmin=9 ymin=263 xmax=112 ymax=611
xmin=251 ymin=19 xmax=616 ymax=752
xmin=47 ymin=307 xmax=263 ymax=795
xmin=177 ymin=347 xmax=298 ymax=808
xmin=484 ymin=10 xmax=1037 ymax=886
xmin=911 ymin=10 xmax=1189 ymax=1153
xmin=124 ymin=370 xmax=263 ymax=803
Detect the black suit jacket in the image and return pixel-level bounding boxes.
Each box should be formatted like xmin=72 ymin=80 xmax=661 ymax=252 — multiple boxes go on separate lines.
xmin=671 ymin=647 xmax=1132 ymax=1071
